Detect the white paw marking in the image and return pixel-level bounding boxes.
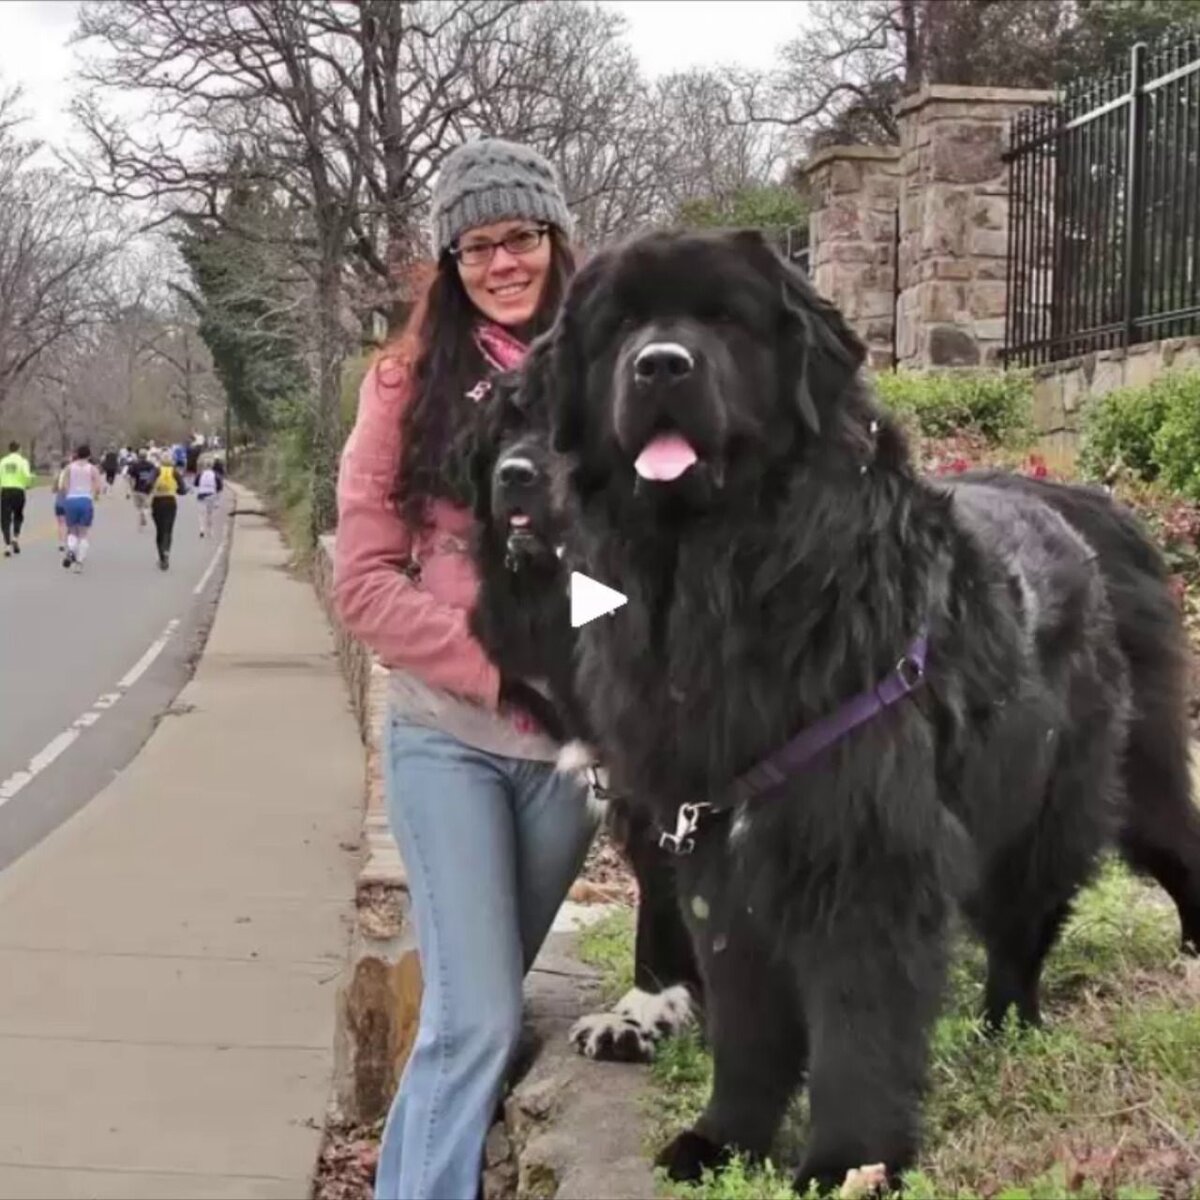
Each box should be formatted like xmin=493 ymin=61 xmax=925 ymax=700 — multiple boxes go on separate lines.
xmin=569 ymin=985 xmax=695 ymax=1061
xmin=555 ymin=739 xmax=596 ymax=775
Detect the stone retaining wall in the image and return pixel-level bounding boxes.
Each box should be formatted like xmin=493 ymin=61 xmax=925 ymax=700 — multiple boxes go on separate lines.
xmin=1030 ymin=334 xmax=1200 ymax=459
xmin=313 ymin=535 xmax=422 ymax=1125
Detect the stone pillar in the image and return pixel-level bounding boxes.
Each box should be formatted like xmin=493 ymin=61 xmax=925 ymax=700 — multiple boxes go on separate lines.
xmin=896 ymin=84 xmax=1054 ymax=367
xmin=803 ymin=145 xmax=902 ymax=371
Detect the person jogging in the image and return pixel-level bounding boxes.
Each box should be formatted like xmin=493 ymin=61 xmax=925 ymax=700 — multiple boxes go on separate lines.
xmin=150 ymin=450 xmax=188 ymax=570
xmin=53 ymin=456 xmax=69 ymax=550
xmin=128 ymin=449 xmax=158 ymax=530
xmin=195 ymin=457 xmax=219 ymax=538
xmin=60 ymin=445 xmax=102 ymax=573
xmin=0 ymin=440 xmax=33 ymax=557
xmin=100 ymin=447 xmax=119 ymax=493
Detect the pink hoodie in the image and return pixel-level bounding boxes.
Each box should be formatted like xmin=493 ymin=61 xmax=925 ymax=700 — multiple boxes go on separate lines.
xmin=333 ymin=324 xmax=553 ymax=750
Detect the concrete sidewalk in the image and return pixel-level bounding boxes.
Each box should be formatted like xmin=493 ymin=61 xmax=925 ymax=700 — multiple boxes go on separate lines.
xmin=0 ymin=493 xmax=362 ymax=1199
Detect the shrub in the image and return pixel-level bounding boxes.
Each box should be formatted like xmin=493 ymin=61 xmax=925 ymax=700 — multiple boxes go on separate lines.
xmin=874 ymin=370 xmax=1032 ymax=446
xmin=1151 ymin=370 xmax=1200 ymax=501
xmin=1077 ymin=378 xmax=1174 ymax=483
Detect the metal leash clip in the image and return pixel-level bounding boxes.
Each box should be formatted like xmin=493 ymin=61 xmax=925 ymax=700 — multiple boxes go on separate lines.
xmin=659 ymin=802 xmax=712 ymax=856
xmin=586 ymin=764 xmax=625 ymax=803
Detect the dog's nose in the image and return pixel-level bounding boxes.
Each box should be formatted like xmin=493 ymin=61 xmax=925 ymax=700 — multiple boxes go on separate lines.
xmin=497 ymin=457 xmax=538 ymax=487
xmin=633 ymin=341 xmax=694 ymax=383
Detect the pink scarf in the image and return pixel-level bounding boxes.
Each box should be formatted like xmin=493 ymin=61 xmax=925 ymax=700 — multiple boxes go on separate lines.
xmin=473 ymin=321 xmax=528 ymax=377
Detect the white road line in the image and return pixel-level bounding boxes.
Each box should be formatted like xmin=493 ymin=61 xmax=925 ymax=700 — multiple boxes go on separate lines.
xmin=0 ymin=614 xmax=184 ymax=809
xmin=116 ymin=619 xmax=180 ymax=690
xmin=193 ymin=525 xmax=230 ymax=596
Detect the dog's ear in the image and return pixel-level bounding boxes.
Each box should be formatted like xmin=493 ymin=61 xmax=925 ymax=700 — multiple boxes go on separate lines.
xmin=465 ymin=406 xmax=494 ymax=522
xmin=781 ymin=264 xmax=866 ymax=435
xmin=533 ymin=251 xmax=611 ymax=456
xmin=730 ymin=230 xmax=866 ymax=435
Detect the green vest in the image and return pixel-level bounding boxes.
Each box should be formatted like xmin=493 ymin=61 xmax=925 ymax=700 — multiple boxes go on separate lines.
xmin=0 ymin=452 xmax=32 ymax=491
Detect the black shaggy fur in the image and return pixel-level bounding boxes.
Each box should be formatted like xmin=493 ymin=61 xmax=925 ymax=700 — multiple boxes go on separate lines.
xmin=465 ymin=367 xmax=704 ymax=1059
xmin=522 ymin=228 xmax=1200 ymax=1193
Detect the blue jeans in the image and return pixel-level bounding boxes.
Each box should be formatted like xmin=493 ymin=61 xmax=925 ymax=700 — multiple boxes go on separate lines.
xmin=375 ymin=717 xmax=597 ymax=1200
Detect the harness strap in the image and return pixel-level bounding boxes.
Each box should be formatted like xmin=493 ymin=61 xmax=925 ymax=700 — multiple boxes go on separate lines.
xmin=659 ymin=628 xmax=930 ymax=855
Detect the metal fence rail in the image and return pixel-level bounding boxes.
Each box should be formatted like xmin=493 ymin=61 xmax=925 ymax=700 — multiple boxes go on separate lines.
xmin=1004 ymin=32 xmax=1200 ymax=367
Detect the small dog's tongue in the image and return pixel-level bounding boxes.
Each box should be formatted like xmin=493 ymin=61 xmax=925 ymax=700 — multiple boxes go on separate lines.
xmin=634 ymin=433 xmax=699 ymax=481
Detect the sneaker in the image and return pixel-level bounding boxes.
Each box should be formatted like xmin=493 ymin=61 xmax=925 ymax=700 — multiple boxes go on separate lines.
xmin=62 ymin=552 xmax=74 ymax=569
xmin=10 ymin=540 xmax=18 ymax=555
xmin=158 ymin=553 xmax=168 ymax=571
xmin=72 ymin=561 xmax=83 ymax=574
xmin=199 ymin=530 xmax=205 ymax=538
xmin=3 ymin=547 xmax=9 ymax=558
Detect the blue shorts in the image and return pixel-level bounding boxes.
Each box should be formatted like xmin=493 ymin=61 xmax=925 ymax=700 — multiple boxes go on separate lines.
xmin=63 ymin=496 xmax=94 ymax=528
xmin=54 ymin=497 xmax=66 ymax=517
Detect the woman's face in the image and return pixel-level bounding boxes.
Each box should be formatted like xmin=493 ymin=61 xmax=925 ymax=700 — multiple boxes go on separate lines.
xmin=455 ymin=218 xmax=553 ymax=328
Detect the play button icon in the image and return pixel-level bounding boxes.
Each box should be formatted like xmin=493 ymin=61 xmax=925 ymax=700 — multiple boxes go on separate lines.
xmin=570 ymin=571 xmax=628 ymax=627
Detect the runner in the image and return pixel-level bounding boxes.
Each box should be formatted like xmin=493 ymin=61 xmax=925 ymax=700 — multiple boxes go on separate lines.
xmin=54 ymin=457 xmax=69 ymax=550
xmin=100 ymin=447 xmax=119 ymax=493
xmin=212 ymin=455 xmax=226 ymax=494
xmin=128 ymin=448 xmax=158 ymax=531
xmin=150 ymin=450 xmax=188 ymax=570
xmin=60 ymin=445 xmax=102 ymax=573
xmin=0 ymin=439 xmax=33 ymax=558
xmin=194 ymin=457 xmax=219 ymax=539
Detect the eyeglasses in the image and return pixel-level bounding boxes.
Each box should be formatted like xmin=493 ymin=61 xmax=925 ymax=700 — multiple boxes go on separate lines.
xmin=451 ymin=225 xmax=549 ymax=267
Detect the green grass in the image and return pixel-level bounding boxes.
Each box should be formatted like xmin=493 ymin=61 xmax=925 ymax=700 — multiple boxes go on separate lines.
xmin=576 ymin=906 xmax=637 ymax=1004
xmin=623 ymin=861 xmax=1200 ymax=1199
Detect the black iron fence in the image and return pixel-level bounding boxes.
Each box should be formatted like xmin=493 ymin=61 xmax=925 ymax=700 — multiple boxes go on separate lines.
xmin=1004 ymin=33 xmax=1200 ymax=367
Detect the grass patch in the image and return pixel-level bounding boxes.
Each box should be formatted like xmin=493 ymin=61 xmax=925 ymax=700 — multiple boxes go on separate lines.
xmin=636 ymin=861 xmax=1200 ymax=1199
xmin=576 ymin=906 xmax=636 ymax=1004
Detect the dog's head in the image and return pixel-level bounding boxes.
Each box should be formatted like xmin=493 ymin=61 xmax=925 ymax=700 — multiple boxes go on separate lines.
xmin=530 ymin=229 xmax=868 ymax=508
xmin=469 ymin=361 xmax=563 ymax=571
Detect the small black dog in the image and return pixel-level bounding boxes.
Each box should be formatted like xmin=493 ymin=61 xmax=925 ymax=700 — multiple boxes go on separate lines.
xmin=466 ymin=365 xmax=702 ymax=1062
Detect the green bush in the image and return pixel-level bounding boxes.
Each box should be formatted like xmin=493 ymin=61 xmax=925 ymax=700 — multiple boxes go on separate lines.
xmin=1077 ymin=378 xmax=1173 ymax=483
xmin=874 ymin=370 xmax=1032 ymax=446
xmin=1150 ymin=370 xmax=1200 ymax=501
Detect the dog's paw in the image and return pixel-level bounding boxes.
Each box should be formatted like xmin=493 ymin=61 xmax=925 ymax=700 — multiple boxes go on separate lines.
xmin=569 ymin=986 xmax=695 ymax=1062
xmin=655 ymin=1129 xmax=731 ymax=1183
xmin=569 ymin=1010 xmax=655 ymax=1061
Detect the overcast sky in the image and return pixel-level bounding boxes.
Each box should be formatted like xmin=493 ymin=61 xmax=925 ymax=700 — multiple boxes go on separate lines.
xmin=0 ymin=0 xmax=807 ymax=147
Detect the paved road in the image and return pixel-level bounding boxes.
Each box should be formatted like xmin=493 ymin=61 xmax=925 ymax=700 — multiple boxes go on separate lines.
xmin=0 ymin=482 xmax=232 ymax=871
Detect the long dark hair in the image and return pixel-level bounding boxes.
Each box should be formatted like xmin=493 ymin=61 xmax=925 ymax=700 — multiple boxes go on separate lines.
xmin=389 ymin=230 xmax=575 ymax=531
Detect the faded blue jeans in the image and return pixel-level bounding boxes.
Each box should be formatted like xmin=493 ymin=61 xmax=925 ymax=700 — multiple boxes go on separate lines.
xmin=374 ymin=717 xmax=597 ymax=1200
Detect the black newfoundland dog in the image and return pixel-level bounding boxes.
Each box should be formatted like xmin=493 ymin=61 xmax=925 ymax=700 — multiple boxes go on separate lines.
xmin=466 ymin=369 xmax=702 ymax=1061
xmin=497 ymin=228 xmax=1200 ymax=1193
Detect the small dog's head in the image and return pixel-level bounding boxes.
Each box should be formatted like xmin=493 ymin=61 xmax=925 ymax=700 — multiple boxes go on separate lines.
xmin=470 ymin=366 xmax=563 ymax=571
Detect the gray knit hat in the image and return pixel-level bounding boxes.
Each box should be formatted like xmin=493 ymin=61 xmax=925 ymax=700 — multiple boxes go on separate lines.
xmin=430 ymin=138 xmax=573 ymax=258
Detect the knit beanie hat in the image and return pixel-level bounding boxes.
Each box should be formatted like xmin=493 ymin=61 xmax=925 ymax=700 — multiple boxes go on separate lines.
xmin=430 ymin=138 xmax=574 ymax=258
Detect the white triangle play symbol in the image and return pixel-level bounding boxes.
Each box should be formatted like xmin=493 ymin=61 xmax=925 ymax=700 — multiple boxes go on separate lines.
xmin=570 ymin=570 xmax=628 ymax=628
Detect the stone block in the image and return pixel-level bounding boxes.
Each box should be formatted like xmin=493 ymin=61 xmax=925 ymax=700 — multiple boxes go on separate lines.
xmin=969 ymin=281 xmax=1008 ymax=319
xmin=1090 ymin=354 xmax=1126 ymax=398
xmin=930 ymin=122 xmax=1006 ymax=184
xmin=1061 ymin=368 xmax=1085 ymax=414
xmin=820 ymin=200 xmax=864 ymax=241
xmin=977 ymin=256 xmax=1009 ymax=280
xmin=969 ymin=194 xmax=1007 ymax=231
xmin=973 ymin=317 xmax=1006 ymax=343
xmin=1032 ymin=374 xmax=1065 ymax=432
xmin=968 ymin=227 xmax=1009 ymax=259
xmin=927 ymin=325 xmax=982 ymax=366
xmin=1125 ymin=345 xmax=1162 ymax=390
xmin=915 ymin=281 xmax=966 ymax=323
xmin=829 ymin=158 xmax=865 ymax=194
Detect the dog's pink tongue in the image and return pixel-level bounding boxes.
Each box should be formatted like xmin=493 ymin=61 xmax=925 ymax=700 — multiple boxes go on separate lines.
xmin=634 ymin=433 xmax=699 ymax=481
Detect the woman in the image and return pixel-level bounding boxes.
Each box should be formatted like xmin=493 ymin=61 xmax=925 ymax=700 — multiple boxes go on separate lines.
xmin=150 ymin=449 xmax=188 ymax=570
xmin=59 ymin=445 xmax=102 ymax=573
xmin=334 ymin=139 xmax=595 ymax=1200
xmin=195 ymin=456 xmax=219 ymax=538
xmin=54 ymin=456 xmax=69 ymax=551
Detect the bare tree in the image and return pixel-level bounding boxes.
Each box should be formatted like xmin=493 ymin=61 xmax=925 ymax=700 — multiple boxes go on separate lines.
xmin=0 ymin=88 xmax=118 ymax=414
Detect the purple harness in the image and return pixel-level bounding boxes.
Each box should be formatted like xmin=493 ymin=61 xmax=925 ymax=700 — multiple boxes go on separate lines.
xmin=658 ymin=630 xmax=930 ymax=855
